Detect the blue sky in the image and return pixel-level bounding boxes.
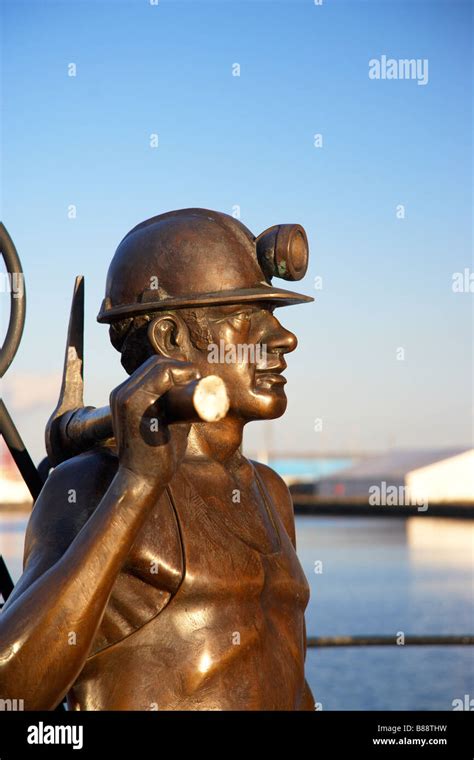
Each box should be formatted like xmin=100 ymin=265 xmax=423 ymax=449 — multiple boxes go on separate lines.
xmin=0 ymin=0 xmax=472 ymax=463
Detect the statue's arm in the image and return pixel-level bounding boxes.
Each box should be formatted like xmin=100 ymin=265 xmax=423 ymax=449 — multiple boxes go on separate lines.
xmin=0 ymin=356 xmax=195 ymax=710
xmin=301 ymin=618 xmax=316 ymax=709
xmin=254 ymin=461 xmax=315 ymax=709
xmin=253 ymin=460 xmax=297 ymax=545
xmin=0 ymin=460 xmax=164 ymax=710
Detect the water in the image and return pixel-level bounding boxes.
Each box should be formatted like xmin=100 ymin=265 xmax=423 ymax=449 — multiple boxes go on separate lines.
xmin=270 ymin=457 xmax=354 ymax=480
xmin=297 ymin=516 xmax=474 ymax=710
xmin=0 ymin=514 xmax=26 ymax=580
xmin=1 ymin=513 xmax=472 ymax=710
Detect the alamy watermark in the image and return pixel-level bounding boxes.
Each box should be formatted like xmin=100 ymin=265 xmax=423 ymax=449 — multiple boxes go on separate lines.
xmin=207 ymin=340 xmax=268 ymax=367
xmin=369 ymin=481 xmax=428 ymax=512
xmin=27 ymin=721 xmax=83 ymax=750
xmin=0 ymin=272 xmax=24 ymax=298
xmin=369 ymin=55 xmax=429 ymax=86
xmin=452 ymin=694 xmax=474 ymax=710
xmin=452 ymin=268 xmax=473 ymax=293
xmin=0 ymin=697 xmax=24 ymax=710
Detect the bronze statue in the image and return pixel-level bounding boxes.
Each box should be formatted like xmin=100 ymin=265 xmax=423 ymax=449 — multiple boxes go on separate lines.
xmin=0 ymin=209 xmax=315 ymax=710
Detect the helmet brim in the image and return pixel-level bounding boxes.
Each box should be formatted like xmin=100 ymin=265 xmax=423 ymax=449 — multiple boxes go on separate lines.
xmin=97 ymin=286 xmax=314 ymax=324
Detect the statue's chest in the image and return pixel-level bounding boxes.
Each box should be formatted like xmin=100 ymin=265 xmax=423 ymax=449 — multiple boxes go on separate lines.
xmin=124 ymin=468 xmax=281 ymax=578
xmin=90 ymin=470 xmax=306 ymax=657
xmin=175 ymin=469 xmax=282 ymax=556
xmin=164 ymin=470 xmax=309 ymax=611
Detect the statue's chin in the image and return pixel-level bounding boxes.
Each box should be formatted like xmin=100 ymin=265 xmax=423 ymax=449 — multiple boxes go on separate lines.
xmin=239 ymin=388 xmax=287 ymax=422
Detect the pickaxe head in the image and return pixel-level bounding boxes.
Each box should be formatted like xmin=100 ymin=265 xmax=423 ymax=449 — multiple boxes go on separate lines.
xmin=45 ymin=276 xmax=85 ymax=466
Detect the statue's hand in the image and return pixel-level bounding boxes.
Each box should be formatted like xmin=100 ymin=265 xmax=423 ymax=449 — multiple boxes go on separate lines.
xmin=110 ymin=356 xmax=199 ymax=485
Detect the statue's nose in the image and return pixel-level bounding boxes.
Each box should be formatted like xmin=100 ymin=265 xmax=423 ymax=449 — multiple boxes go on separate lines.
xmin=265 ymin=320 xmax=298 ymax=355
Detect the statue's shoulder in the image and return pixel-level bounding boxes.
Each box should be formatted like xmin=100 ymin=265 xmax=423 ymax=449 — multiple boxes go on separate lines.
xmin=1 ymin=448 xmax=119 ymax=612
xmin=25 ymin=447 xmax=118 ymax=561
xmin=250 ymin=460 xmax=296 ymax=547
xmin=39 ymin=446 xmax=118 ymax=508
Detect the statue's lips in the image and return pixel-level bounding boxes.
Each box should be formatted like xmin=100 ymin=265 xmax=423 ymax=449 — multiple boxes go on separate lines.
xmin=255 ymin=361 xmax=287 ymax=387
xmin=256 ymin=373 xmax=287 ymax=386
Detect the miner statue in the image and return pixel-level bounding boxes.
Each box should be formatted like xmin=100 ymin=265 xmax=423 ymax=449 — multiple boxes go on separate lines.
xmin=0 ymin=208 xmax=315 ymax=710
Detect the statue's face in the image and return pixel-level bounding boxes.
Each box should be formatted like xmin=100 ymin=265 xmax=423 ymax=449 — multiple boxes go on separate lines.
xmin=185 ymin=302 xmax=297 ymax=421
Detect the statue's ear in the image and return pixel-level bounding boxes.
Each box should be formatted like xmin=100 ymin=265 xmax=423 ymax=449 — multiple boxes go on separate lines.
xmin=147 ymin=313 xmax=190 ymax=360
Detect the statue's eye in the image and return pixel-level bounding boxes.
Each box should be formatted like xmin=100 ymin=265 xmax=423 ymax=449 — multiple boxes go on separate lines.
xmin=229 ymin=311 xmax=253 ymax=325
xmin=212 ymin=308 xmax=258 ymax=325
xmin=228 ymin=315 xmax=244 ymax=327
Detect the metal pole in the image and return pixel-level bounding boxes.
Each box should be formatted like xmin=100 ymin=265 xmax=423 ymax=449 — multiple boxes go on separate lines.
xmin=307 ymin=635 xmax=474 ymax=647
xmin=0 ymin=399 xmax=45 ymax=501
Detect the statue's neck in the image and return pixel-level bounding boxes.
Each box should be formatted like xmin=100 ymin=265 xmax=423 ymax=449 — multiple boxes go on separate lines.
xmin=184 ymin=417 xmax=245 ymax=466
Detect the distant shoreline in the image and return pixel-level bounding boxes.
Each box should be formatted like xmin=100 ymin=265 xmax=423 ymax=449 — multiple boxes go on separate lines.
xmin=0 ymin=503 xmax=32 ymax=514
xmin=1 ymin=501 xmax=473 ymax=519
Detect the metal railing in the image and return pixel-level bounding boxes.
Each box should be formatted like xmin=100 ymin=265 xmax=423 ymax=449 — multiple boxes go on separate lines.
xmin=307 ymin=635 xmax=474 ymax=648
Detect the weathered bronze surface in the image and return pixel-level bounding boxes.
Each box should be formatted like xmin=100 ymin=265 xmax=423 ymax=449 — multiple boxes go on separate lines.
xmin=0 ymin=208 xmax=315 ymax=710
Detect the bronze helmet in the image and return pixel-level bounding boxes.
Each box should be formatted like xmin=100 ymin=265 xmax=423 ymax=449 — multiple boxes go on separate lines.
xmin=97 ymin=208 xmax=313 ymax=324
